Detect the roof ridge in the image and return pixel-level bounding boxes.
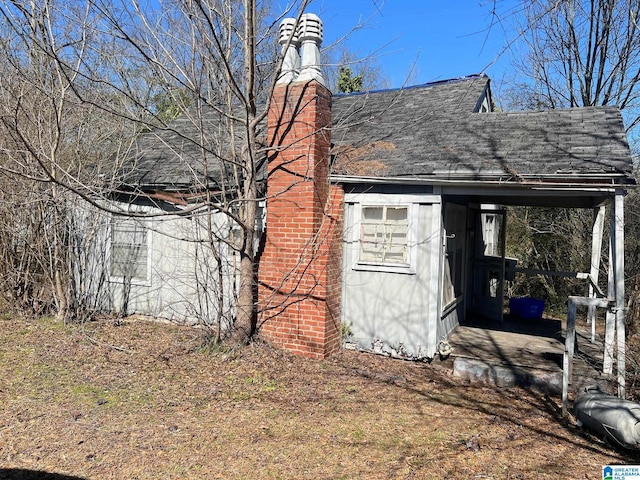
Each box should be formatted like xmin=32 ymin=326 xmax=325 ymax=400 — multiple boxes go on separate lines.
xmin=333 ymin=73 xmax=488 ymax=98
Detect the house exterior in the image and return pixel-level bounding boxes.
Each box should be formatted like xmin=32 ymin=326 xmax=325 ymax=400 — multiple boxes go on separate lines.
xmin=330 ymin=78 xmax=634 ymax=360
xmin=81 ymin=14 xmax=635 ymax=365
xmin=72 ymin=199 xmax=237 ymax=327
xmin=256 ymin=14 xmax=634 ymax=361
xmin=331 ymin=75 xmax=494 ymax=359
xmin=73 ymin=107 xmax=244 ymax=329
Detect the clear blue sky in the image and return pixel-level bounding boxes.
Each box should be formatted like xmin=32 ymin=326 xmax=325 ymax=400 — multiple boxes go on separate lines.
xmin=309 ymin=0 xmax=521 ymax=89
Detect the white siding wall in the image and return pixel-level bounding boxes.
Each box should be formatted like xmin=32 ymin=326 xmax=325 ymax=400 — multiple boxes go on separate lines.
xmin=73 ymin=201 xmax=237 ymax=326
xmin=341 ymin=193 xmax=442 ymax=359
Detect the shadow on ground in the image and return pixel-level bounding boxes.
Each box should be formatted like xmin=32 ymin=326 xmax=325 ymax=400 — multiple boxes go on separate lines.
xmin=0 ymin=469 xmax=85 ymax=480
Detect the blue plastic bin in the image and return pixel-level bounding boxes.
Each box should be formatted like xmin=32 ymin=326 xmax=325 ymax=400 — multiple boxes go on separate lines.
xmin=509 ymin=297 xmax=545 ymax=319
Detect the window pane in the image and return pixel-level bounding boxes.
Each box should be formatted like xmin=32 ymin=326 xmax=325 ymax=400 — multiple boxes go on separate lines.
xmin=384 ymin=243 xmax=406 ymax=261
xmin=359 ymin=205 xmax=409 ymax=265
xmin=110 ymin=218 xmax=148 ymax=281
xmin=360 ymin=246 xmax=382 ymax=263
xmin=362 ymin=206 xmax=383 ymax=221
xmin=389 ymin=230 xmax=407 ymax=243
xmin=386 ymin=207 xmax=407 ymax=223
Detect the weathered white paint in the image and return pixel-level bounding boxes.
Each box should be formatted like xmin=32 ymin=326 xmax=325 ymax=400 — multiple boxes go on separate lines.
xmin=615 ymin=190 xmax=626 ymax=398
xmin=429 ymin=196 xmax=444 ymax=357
xmin=341 ymin=194 xmax=441 ymax=359
xmin=563 ymin=298 xmax=577 ymax=416
xmin=603 ymin=190 xmax=626 ymax=395
xmin=75 ymin=201 xmax=238 ymax=327
xmin=604 ymin=235 xmax=616 ymax=375
xmin=439 ymin=300 xmax=462 ymax=343
xmin=587 ymin=206 xmax=606 ymax=339
xmin=563 ymin=296 xmax=610 ymax=415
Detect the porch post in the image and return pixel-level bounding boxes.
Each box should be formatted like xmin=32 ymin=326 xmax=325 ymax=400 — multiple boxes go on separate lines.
xmin=614 ymin=189 xmax=626 ymax=398
xmin=603 ymin=233 xmax=615 ymax=375
xmin=562 ymin=298 xmax=577 ymax=416
xmin=498 ymin=209 xmax=507 ymax=323
xmin=587 ymin=205 xmax=605 ymax=341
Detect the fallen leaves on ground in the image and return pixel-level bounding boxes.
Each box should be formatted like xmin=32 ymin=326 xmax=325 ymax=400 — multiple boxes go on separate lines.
xmin=0 ymin=315 xmax=636 ymax=479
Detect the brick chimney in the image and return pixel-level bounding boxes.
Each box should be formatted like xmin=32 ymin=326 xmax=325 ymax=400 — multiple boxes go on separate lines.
xmin=258 ymin=14 xmax=343 ymax=358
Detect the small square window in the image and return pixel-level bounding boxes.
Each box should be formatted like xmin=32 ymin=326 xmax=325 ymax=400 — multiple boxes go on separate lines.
xmin=110 ymin=217 xmax=149 ymax=281
xmin=359 ymin=205 xmax=409 ymax=265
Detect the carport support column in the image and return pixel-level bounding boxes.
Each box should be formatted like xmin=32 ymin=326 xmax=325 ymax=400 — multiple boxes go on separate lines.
xmin=603 ymin=239 xmax=616 ymax=375
xmin=614 ymin=190 xmax=626 ymax=398
xmin=604 ymin=191 xmax=626 ymax=395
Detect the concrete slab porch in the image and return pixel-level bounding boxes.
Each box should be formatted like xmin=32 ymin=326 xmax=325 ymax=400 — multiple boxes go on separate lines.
xmin=447 ymin=315 xmax=614 ymax=395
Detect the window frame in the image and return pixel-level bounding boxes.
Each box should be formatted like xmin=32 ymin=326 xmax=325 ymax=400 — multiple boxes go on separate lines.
xmin=350 ymin=197 xmax=418 ymax=275
xmin=359 ymin=204 xmax=410 ymax=266
xmin=107 ymin=213 xmax=152 ymax=286
xmin=442 ymin=203 xmax=467 ymax=308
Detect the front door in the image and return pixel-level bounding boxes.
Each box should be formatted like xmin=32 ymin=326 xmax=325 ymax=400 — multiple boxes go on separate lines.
xmin=470 ymin=207 xmax=506 ymax=322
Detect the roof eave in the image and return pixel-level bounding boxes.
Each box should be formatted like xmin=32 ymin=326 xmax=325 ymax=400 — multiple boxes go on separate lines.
xmin=330 ymin=173 xmax=635 ymax=189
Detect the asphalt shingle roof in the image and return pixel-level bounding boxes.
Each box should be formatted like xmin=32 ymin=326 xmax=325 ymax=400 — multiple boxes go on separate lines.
xmin=119 ymin=108 xmax=246 ymax=192
xmin=120 ymin=75 xmax=633 ymax=191
xmin=331 ymin=77 xmax=632 ymax=180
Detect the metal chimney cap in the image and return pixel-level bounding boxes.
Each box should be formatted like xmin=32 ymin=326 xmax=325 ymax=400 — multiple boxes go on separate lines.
xmin=279 ymin=18 xmax=299 ymax=45
xmin=297 ymin=13 xmax=323 ymax=43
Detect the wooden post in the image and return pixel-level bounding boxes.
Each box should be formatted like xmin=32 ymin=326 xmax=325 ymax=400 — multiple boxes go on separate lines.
xmin=563 ymin=296 xmax=610 ymax=415
xmin=499 ymin=210 xmax=507 ymax=323
xmin=603 ymin=212 xmax=616 ymax=375
xmin=429 ymin=191 xmax=443 ymax=357
xmin=614 ymin=190 xmax=626 ymax=398
xmin=563 ymin=298 xmax=577 ymax=416
xmin=588 ymin=206 xmax=605 ymax=341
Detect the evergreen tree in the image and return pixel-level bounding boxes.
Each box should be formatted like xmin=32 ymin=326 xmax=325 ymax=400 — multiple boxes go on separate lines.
xmin=337 ymin=66 xmax=363 ymax=93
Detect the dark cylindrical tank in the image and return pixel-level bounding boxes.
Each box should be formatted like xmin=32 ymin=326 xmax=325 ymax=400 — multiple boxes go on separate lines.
xmin=574 ymin=386 xmax=640 ymax=448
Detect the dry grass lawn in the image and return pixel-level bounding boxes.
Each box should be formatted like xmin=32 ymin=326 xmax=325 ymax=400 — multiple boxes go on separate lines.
xmin=0 ymin=315 xmax=638 ymax=479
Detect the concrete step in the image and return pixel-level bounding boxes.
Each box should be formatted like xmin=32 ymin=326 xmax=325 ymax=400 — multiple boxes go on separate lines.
xmin=452 ymin=356 xmax=613 ymax=395
xmin=453 ymin=356 xmax=562 ymax=393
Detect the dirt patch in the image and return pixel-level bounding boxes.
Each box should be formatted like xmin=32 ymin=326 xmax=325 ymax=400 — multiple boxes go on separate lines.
xmin=0 ymin=316 xmax=635 ymax=479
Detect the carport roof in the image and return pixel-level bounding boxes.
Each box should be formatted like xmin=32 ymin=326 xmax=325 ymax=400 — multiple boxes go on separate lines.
xmin=331 ymin=79 xmax=633 ymax=183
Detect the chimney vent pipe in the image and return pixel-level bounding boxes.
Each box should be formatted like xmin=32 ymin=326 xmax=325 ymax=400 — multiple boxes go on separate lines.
xmin=277 ymin=18 xmax=300 ymax=84
xmin=295 ymin=13 xmax=325 ymax=86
